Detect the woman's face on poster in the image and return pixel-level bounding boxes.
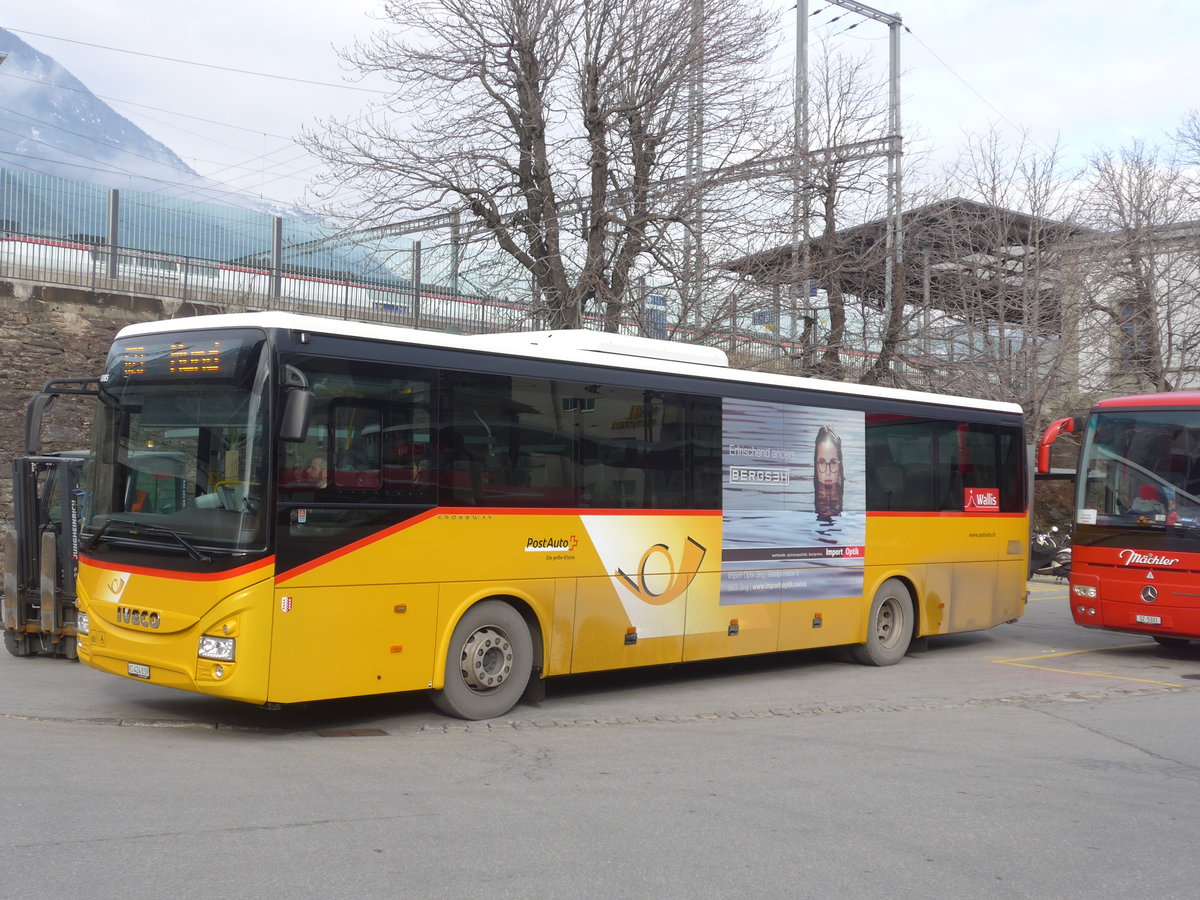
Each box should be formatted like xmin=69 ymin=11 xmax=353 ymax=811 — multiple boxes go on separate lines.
xmin=813 ymin=432 xmax=844 ymax=518
xmin=815 ymin=437 xmax=842 ymax=486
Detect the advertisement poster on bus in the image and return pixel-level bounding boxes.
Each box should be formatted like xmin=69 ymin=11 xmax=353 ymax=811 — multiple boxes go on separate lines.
xmin=721 ymin=399 xmax=866 ymax=604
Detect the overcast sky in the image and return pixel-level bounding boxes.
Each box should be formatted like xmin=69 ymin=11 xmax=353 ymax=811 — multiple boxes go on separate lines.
xmin=2 ymin=0 xmax=1196 ymax=210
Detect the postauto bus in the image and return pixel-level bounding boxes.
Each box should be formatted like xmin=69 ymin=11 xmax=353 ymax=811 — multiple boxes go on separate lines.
xmin=75 ymin=312 xmax=1029 ymax=718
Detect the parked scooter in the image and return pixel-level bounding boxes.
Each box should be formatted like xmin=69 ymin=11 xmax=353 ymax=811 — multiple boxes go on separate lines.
xmin=1030 ymin=525 xmax=1059 ymax=573
xmin=1031 ymin=525 xmax=1071 ymax=579
xmin=1046 ymin=545 xmax=1071 ymax=580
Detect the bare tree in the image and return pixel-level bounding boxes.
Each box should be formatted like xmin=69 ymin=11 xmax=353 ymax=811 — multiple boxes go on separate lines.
xmin=301 ymin=0 xmax=786 ymax=331
xmin=1174 ymin=108 xmax=1200 ymax=173
xmin=1078 ymin=141 xmax=1200 ymax=393
xmin=805 ymin=43 xmax=893 ymax=380
xmin=712 ymin=36 xmax=895 ymax=378
xmin=909 ymin=127 xmax=1085 ymax=426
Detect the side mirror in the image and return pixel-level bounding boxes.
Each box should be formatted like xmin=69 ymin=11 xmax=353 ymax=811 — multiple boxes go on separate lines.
xmin=24 ymin=377 xmax=103 ymax=455
xmin=279 ymin=365 xmax=314 ymax=443
xmin=25 ymin=392 xmax=56 ymax=455
xmin=1036 ymin=415 xmax=1079 ymax=475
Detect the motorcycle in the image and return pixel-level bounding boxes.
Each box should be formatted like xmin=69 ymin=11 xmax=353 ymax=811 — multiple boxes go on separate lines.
xmin=1030 ymin=525 xmax=1058 ymax=571
xmin=1031 ymin=525 xmax=1071 ymax=579
xmin=1046 ymin=545 xmax=1071 ymax=580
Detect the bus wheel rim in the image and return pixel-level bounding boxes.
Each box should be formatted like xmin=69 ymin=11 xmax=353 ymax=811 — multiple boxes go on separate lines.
xmin=459 ymin=626 xmax=514 ymax=693
xmin=876 ymin=597 xmax=900 ymax=648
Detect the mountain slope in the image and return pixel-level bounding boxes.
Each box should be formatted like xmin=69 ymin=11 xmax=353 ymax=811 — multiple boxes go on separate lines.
xmin=0 ymin=28 xmax=279 ymax=211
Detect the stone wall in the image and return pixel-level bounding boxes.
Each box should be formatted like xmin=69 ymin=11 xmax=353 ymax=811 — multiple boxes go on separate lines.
xmin=0 ymin=278 xmax=219 ymax=574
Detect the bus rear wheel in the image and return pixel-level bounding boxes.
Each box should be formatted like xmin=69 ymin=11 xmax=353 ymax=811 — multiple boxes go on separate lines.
xmin=850 ymin=578 xmax=914 ymax=666
xmin=432 ymin=600 xmax=533 ymax=720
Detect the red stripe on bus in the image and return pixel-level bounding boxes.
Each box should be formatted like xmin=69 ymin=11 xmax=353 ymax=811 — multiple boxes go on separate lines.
xmin=79 ymin=555 xmax=275 ymax=582
xmin=501 ymin=507 xmax=722 ymax=517
xmin=866 ymin=511 xmax=1028 ymax=518
xmin=275 ymin=508 xmax=442 ymax=584
xmin=274 ymin=507 xmax=722 ymax=584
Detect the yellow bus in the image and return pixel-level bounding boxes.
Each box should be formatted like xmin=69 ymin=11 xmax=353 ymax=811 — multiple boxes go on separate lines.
xmin=73 ymin=312 xmax=1028 ymax=718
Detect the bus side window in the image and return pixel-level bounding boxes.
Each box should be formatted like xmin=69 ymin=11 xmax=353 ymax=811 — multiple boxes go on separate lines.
xmin=435 ymin=425 xmax=484 ymax=505
xmin=866 ymin=418 xmax=934 ymax=511
xmin=382 ymin=411 xmax=434 ymax=503
xmin=330 ymin=402 xmax=382 ymax=491
xmin=688 ymin=395 xmax=723 ymax=510
xmin=866 ymin=440 xmax=903 ymax=510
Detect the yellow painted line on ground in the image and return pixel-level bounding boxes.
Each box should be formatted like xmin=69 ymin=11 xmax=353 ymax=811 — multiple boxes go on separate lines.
xmin=994 ymin=643 xmax=1184 ymax=688
xmin=1026 ymin=589 xmax=1067 ymax=600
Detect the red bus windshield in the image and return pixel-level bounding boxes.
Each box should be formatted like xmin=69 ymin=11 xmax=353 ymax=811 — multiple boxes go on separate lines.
xmin=1077 ymin=409 xmax=1200 ymax=531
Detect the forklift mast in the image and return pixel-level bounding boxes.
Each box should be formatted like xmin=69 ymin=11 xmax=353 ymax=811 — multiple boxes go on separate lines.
xmin=2 ymin=377 xmax=99 ymax=658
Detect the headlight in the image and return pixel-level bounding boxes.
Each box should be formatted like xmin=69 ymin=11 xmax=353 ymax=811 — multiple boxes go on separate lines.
xmin=77 ymin=611 xmax=90 ymax=635
xmin=1072 ymin=585 xmax=1098 ymax=599
xmin=198 ymin=635 xmax=236 ymax=661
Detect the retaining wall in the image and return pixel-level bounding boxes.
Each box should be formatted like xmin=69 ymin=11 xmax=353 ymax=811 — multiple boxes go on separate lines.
xmin=0 ymin=278 xmax=218 ymax=575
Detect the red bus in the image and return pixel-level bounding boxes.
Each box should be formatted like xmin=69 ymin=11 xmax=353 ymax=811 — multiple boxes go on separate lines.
xmin=1039 ymin=391 xmax=1200 ymax=646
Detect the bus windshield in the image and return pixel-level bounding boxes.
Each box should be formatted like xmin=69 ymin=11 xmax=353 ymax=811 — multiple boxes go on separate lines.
xmin=1078 ymin=409 xmax=1200 ymax=532
xmin=84 ymin=328 xmax=271 ymax=557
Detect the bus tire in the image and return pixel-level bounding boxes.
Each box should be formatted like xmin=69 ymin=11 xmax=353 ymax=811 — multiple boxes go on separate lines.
xmin=850 ymin=578 xmax=913 ymax=667
xmin=1153 ymin=635 xmax=1191 ymax=649
xmin=432 ymin=600 xmax=533 ymax=720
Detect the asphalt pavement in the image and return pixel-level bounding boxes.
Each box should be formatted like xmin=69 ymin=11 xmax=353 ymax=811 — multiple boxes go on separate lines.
xmin=4 ymin=577 xmax=1200 ymax=898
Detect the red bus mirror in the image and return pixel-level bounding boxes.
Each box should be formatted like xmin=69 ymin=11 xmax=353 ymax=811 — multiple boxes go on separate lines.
xmin=1037 ymin=416 xmax=1079 ymax=474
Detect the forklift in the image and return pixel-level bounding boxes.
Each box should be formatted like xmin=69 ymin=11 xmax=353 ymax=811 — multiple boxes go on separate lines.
xmin=2 ymin=378 xmax=99 ymax=658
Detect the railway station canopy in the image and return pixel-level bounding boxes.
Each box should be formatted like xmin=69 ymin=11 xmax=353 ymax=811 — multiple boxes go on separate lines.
xmin=726 ymin=198 xmax=1094 ymax=329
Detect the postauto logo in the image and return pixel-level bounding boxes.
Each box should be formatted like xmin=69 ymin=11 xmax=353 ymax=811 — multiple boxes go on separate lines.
xmin=524 ymin=535 xmax=579 ymax=552
xmin=616 ymin=537 xmax=708 ymax=606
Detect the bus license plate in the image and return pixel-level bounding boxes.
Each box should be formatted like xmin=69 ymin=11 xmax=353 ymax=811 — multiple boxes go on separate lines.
xmin=127 ymin=662 xmax=151 ymax=679
xmin=1135 ymin=615 xmax=1162 ymax=625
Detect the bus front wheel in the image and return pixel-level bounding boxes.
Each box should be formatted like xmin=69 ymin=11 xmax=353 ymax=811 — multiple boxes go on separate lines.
xmin=1153 ymin=635 xmax=1191 ymax=649
xmin=432 ymin=600 xmax=533 ymax=720
xmin=850 ymin=578 xmax=914 ymax=666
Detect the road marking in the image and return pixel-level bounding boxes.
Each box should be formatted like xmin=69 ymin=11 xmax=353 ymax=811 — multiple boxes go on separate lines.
xmin=994 ymin=644 xmax=1184 ymax=688
xmin=1026 ymin=585 xmax=1068 ymax=601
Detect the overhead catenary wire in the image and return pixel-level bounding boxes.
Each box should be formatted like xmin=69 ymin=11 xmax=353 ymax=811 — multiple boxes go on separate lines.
xmin=0 ymin=70 xmax=295 ymax=141
xmin=2 ymin=26 xmax=389 ymax=94
xmin=0 ymin=66 xmax=313 ymax=203
xmin=0 ymin=55 xmax=321 ymax=207
xmin=901 ymin=23 xmax=1061 ymax=159
xmin=0 ymin=22 xmax=389 ymax=206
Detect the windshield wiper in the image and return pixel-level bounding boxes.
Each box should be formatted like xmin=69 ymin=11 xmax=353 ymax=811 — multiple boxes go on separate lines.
xmin=82 ymin=518 xmax=211 ymax=563
xmin=81 ymin=517 xmax=119 ymax=552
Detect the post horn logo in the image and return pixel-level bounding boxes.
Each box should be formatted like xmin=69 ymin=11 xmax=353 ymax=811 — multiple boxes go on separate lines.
xmin=616 ymin=537 xmax=707 ymax=606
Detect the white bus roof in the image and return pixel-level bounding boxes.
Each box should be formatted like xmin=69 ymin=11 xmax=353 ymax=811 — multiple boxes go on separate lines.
xmin=114 ymin=311 xmax=1023 ymax=416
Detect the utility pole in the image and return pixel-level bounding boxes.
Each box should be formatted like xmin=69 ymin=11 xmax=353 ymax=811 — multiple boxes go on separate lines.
xmin=794 ymin=0 xmax=904 ymax=360
xmin=685 ymin=0 xmax=706 ymax=330
xmin=792 ymin=0 xmax=810 ymax=355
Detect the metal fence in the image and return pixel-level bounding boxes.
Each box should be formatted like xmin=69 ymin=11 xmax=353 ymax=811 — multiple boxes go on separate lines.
xmin=0 ymin=167 xmax=810 ymax=369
